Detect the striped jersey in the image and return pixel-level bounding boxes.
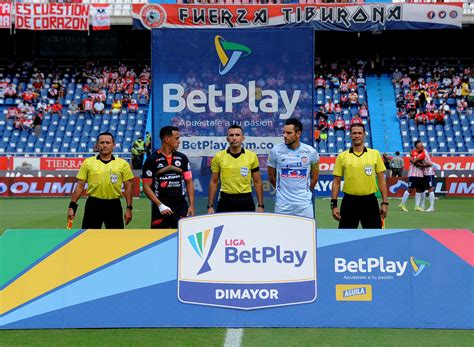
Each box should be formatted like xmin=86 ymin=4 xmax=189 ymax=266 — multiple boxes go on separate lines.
xmin=423 ymin=151 xmax=435 ymax=176
xmin=408 ymin=150 xmax=425 ymax=178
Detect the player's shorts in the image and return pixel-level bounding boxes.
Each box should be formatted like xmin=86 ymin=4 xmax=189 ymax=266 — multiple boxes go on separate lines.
xmin=216 ymin=192 xmax=255 ymax=213
xmin=275 ymin=203 xmax=314 ymax=219
xmin=408 ymin=176 xmax=426 ymax=190
xmin=151 ymin=200 xmax=188 ymax=229
xmin=424 ymin=175 xmax=435 ymax=189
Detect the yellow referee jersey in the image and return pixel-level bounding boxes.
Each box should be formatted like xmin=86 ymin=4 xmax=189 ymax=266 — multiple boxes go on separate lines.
xmin=77 ymin=155 xmax=134 ymax=199
xmin=333 ymin=147 xmax=385 ymax=196
xmin=211 ymin=149 xmax=259 ymax=194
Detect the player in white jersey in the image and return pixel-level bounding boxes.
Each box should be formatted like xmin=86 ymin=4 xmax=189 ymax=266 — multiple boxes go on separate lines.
xmin=421 ymin=151 xmax=436 ymax=212
xmin=268 ymin=118 xmax=320 ymax=218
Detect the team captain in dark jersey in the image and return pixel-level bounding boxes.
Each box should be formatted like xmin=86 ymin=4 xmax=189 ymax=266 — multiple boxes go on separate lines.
xmin=142 ymin=126 xmax=195 ymax=228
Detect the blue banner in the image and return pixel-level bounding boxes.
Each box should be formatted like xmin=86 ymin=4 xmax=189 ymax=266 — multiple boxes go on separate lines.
xmin=1 ymin=227 xmax=472 ymax=329
xmin=152 ymin=28 xmax=314 ymax=158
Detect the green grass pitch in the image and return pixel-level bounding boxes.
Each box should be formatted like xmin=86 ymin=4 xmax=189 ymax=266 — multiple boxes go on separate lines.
xmin=0 ymin=197 xmax=473 ymax=345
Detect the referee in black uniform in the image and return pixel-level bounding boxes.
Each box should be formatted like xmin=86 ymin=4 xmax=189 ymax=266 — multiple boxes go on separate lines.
xmin=67 ymin=132 xmax=134 ymax=228
xmin=331 ymin=123 xmax=389 ymax=229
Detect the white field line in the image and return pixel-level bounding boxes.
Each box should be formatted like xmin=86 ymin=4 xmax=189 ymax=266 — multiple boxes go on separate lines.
xmin=224 ymin=328 xmax=244 ymax=347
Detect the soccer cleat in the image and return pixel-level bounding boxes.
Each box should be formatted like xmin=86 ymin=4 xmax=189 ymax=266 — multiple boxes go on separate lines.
xmin=398 ymin=203 xmax=408 ymax=212
xmin=425 ymin=207 xmax=434 ymax=212
xmin=414 ymin=206 xmax=425 ymax=212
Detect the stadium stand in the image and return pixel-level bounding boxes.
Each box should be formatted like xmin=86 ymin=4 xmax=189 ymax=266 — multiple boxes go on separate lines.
xmin=392 ymin=62 xmax=473 ymax=154
xmin=0 ymin=61 xmax=150 ymax=156
xmin=313 ymin=63 xmax=373 ymax=155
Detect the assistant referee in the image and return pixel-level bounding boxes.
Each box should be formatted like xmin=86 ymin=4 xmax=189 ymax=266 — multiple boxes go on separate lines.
xmin=208 ymin=124 xmax=264 ymax=213
xmin=67 ymin=132 xmax=134 ymax=228
xmin=331 ymin=123 xmax=388 ymax=229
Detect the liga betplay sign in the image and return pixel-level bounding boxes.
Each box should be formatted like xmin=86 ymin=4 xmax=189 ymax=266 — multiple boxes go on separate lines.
xmin=178 ymin=213 xmax=316 ymax=310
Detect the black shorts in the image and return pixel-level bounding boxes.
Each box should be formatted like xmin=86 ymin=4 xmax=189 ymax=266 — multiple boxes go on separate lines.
xmin=339 ymin=193 xmax=382 ymax=229
xmin=408 ymin=177 xmax=426 ymax=190
xmin=391 ymin=168 xmax=403 ymax=177
xmin=151 ymin=199 xmax=188 ymax=229
xmin=82 ymin=196 xmax=124 ymax=229
xmin=425 ymin=175 xmax=435 ymax=189
xmin=217 ymin=192 xmax=255 ymax=213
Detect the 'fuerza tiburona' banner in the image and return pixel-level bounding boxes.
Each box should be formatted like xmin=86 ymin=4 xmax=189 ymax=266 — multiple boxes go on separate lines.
xmin=133 ymin=3 xmax=463 ymax=32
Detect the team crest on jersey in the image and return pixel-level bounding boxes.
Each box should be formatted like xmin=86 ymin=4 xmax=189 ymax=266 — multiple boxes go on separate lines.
xmin=240 ymin=167 xmax=249 ymax=177
xmin=110 ymin=173 xmax=119 ymax=184
xmin=364 ymin=165 xmax=373 ymax=176
xmin=157 ymin=164 xmax=164 ymax=169
xmin=301 ymin=156 xmax=308 ymax=164
xmin=146 ymin=170 xmax=153 ymax=176
xmin=175 ymin=160 xmax=181 ymax=167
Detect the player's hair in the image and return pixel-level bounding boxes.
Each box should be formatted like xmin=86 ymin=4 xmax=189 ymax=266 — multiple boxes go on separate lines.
xmin=285 ymin=118 xmax=303 ymax=133
xmin=228 ymin=124 xmax=244 ymax=134
xmin=395 ymin=151 xmax=400 ymax=155
xmin=98 ymin=131 xmax=115 ymax=143
xmin=160 ymin=126 xmax=179 ymax=140
xmin=414 ymin=140 xmax=422 ymax=148
xmin=350 ymin=123 xmax=365 ymax=132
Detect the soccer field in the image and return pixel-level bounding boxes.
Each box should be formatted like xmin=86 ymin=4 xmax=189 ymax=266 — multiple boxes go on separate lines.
xmin=0 ymin=197 xmax=473 ymax=345
xmin=1 ymin=197 xmax=473 ymax=232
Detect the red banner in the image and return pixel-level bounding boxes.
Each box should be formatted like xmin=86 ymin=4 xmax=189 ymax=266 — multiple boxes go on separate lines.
xmin=318 ymin=156 xmax=474 ymax=171
xmin=15 ymin=4 xmax=89 ymax=30
xmin=0 ymin=177 xmax=140 ymax=197
xmin=132 ymin=3 xmax=463 ymax=31
xmin=0 ymin=2 xmax=12 ymax=29
xmin=40 ymin=157 xmax=86 ymax=171
xmin=0 ymin=156 xmax=9 ymax=171
xmin=422 ymin=156 xmax=474 ymax=171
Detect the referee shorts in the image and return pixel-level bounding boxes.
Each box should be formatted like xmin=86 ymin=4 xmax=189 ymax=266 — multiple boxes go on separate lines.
xmin=217 ymin=192 xmax=255 ymax=213
xmin=82 ymin=196 xmax=124 ymax=229
xmin=339 ymin=193 xmax=382 ymax=229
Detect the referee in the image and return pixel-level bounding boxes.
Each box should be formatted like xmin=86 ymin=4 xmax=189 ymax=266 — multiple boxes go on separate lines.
xmin=331 ymin=123 xmax=388 ymax=229
xmin=67 ymin=132 xmax=134 ymax=228
xmin=208 ymin=124 xmax=264 ymax=213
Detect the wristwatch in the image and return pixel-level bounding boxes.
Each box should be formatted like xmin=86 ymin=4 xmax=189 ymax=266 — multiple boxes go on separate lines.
xmin=381 ymin=202 xmax=389 ymax=206
xmin=126 ymin=205 xmax=133 ymax=210
xmin=207 ymin=204 xmax=213 ymax=209
xmin=258 ymin=204 xmax=265 ymax=208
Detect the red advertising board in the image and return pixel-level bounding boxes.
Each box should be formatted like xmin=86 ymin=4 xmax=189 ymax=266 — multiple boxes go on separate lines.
xmin=0 ymin=156 xmax=9 ymax=171
xmin=320 ymin=156 xmax=474 ymax=172
xmin=0 ymin=2 xmax=12 ymax=29
xmin=402 ymin=156 xmax=474 ymax=171
xmin=40 ymin=157 xmax=86 ymax=170
xmin=0 ymin=177 xmax=141 ymax=197
xmin=15 ymin=4 xmax=89 ymax=30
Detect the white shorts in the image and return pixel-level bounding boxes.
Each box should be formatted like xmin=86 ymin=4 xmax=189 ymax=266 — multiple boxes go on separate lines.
xmin=274 ymin=203 xmax=314 ymax=219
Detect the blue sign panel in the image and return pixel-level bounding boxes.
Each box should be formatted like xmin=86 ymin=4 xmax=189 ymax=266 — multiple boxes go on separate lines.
xmin=151 ymin=28 xmax=314 ymax=159
xmin=1 ymin=227 xmax=472 ymax=329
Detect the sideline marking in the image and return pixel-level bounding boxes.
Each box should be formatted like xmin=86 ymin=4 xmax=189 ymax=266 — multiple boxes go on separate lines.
xmin=224 ymin=328 xmax=243 ymax=347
